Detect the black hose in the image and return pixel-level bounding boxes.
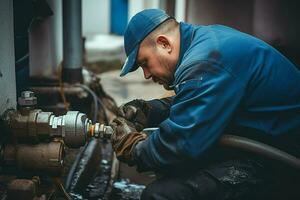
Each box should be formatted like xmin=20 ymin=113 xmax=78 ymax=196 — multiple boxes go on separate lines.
xmin=65 ymin=143 xmax=89 ymax=191
xmin=76 ymin=84 xmax=98 ymax=122
xmin=76 ymin=84 xmax=109 ymax=125
xmin=76 ymin=84 xmax=98 ymax=123
xmin=220 ymin=134 xmax=300 ymax=170
xmin=96 ymin=97 xmax=109 ymax=125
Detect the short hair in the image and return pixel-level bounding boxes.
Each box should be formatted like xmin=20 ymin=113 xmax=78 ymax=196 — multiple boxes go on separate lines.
xmin=143 ymin=19 xmax=179 ymax=48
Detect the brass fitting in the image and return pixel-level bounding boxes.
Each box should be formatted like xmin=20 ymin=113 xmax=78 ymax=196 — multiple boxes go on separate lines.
xmin=3 ymin=142 xmax=64 ymax=175
xmin=4 ymin=109 xmax=96 ymax=148
xmin=88 ymin=123 xmax=113 ymax=139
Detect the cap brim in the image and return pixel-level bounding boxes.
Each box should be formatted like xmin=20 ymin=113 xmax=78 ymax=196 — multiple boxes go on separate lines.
xmin=120 ymin=46 xmax=139 ymax=77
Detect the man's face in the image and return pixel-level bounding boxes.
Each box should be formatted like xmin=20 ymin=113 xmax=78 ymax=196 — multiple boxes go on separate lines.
xmin=136 ymin=36 xmax=178 ymax=90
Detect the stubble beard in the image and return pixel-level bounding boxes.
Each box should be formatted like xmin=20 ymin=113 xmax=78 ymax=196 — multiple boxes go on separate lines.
xmin=156 ymin=54 xmax=175 ymax=90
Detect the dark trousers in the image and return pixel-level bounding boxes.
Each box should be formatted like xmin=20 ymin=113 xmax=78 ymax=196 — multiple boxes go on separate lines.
xmin=141 ymin=153 xmax=300 ymax=200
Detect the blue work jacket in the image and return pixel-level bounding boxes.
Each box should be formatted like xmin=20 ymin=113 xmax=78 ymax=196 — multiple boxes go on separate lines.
xmin=134 ymin=22 xmax=300 ymax=172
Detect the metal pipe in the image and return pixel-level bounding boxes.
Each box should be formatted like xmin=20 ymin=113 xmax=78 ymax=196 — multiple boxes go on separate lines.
xmin=62 ymin=0 xmax=83 ymax=83
xmin=3 ymin=108 xmax=107 ymax=148
xmin=28 ymin=86 xmax=85 ymax=95
xmin=3 ymin=109 xmax=89 ymax=147
xmin=7 ymin=178 xmax=40 ymax=200
xmin=2 ymin=142 xmax=65 ymax=175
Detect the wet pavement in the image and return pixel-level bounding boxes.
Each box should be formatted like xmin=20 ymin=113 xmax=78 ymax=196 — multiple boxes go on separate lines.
xmin=110 ymin=180 xmax=146 ymax=200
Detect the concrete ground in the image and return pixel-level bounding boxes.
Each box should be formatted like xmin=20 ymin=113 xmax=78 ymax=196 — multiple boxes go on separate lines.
xmin=98 ymin=68 xmax=167 ymax=106
xmin=85 ymin=34 xmax=126 ymax=62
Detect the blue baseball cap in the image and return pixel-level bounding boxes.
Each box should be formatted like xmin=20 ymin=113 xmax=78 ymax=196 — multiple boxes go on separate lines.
xmin=120 ymin=9 xmax=173 ymax=76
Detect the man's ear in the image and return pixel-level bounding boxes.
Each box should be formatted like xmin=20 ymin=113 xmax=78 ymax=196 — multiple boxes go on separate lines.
xmin=156 ymin=35 xmax=172 ymax=53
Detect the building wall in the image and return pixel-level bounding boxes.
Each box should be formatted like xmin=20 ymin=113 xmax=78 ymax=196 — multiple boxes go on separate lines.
xmin=186 ymin=0 xmax=300 ymax=67
xmin=0 ymin=0 xmax=17 ymax=114
xmin=82 ymin=0 xmax=110 ymax=35
xmin=253 ymin=0 xmax=300 ymax=47
xmin=128 ymin=0 xmax=160 ymax=22
xmin=128 ymin=0 xmax=185 ymax=22
xmin=187 ymin=0 xmax=254 ymax=34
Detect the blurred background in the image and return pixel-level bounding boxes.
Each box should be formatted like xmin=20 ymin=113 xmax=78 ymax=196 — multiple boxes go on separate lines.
xmin=1 ymin=0 xmax=300 ymax=199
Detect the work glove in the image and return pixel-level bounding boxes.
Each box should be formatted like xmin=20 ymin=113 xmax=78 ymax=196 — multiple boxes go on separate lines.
xmin=118 ymin=99 xmax=151 ymax=131
xmin=110 ymin=117 xmax=147 ymax=166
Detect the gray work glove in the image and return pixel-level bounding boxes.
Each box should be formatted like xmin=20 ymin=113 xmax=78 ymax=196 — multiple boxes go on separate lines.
xmin=118 ymin=99 xmax=151 ymax=132
xmin=110 ymin=117 xmax=147 ymax=166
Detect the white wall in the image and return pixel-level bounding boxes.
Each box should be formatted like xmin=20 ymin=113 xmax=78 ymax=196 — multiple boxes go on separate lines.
xmin=82 ymin=0 xmax=110 ymax=36
xmin=128 ymin=0 xmax=160 ymax=22
xmin=128 ymin=0 xmax=145 ymax=21
xmin=129 ymin=0 xmax=186 ymax=22
xmin=0 ymin=0 xmax=17 ymax=114
xmin=175 ymin=0 xmax=186 ymax=22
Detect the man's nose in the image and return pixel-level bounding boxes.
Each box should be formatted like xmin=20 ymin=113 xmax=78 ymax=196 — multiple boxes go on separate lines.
xmin=142 ymin=67 xmax=151 ymax=79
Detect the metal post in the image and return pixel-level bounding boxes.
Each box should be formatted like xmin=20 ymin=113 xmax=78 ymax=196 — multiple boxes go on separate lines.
xmin=62 ymin=0 xmax=83 ymax=83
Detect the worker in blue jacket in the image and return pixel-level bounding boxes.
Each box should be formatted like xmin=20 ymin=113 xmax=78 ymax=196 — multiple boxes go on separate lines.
xmin=110 ymin=9 xmax=300 ymax=199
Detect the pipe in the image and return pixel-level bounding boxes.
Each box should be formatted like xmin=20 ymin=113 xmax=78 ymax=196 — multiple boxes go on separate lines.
xmin=220 ymin=134 xmax=300 ymax=170
xmin=2 ymin=142 xmax=64 ymax=175
xmin=28 ymin=86 xmax=85 ymax=95
xmin=7 ymin=178 xmax=40 ymax=200
xmin=62 ymin=0 xmax=83 ymax=83
xmin=76 ymin=84 xmax=99 ymax=123
xmin=4 ymin=109 xmax=89 ymax=148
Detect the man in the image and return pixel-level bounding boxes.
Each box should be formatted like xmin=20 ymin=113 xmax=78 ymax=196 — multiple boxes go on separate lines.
xmin=110 ymin=9 xmax=300 ymax=199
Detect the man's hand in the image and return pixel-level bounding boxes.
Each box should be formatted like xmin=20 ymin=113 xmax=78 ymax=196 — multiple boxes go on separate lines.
xmin=118 ymin=99 xmax=151 ymax=131
xmin=110 ymin=117 xmax=147 ymax=165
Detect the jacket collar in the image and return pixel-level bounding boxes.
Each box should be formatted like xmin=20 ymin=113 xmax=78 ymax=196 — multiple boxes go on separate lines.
xmin=169 ymin=22 xmax=195 ymax=88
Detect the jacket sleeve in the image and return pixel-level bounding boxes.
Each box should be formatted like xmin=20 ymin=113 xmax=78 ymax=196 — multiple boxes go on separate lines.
xmin=133 ymin=61 xmax=246 ymax=172
xmin=146 ymin=97 xmax=174 ymax=127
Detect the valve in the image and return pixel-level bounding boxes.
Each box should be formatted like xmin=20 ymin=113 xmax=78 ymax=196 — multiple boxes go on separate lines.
xmin=3 ymin=109 xmax=113 ymax=148
xmin=2 ymin=91 xmax=113 ymax=148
